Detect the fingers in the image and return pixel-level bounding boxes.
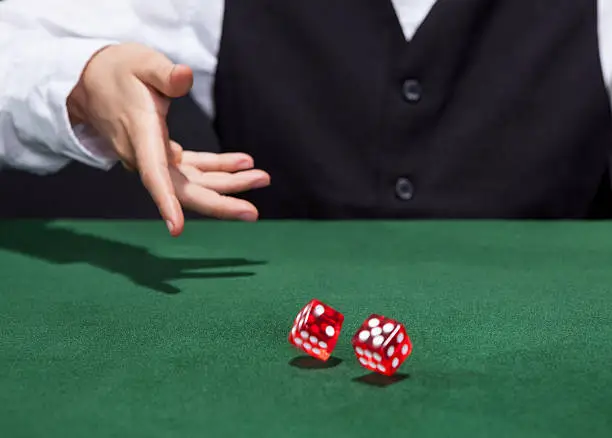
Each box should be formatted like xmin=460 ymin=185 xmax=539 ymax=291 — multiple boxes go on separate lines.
xmin=169 ymin=140 xmax=183 ymax=165
xmin=181 ymin=168 xmax=271 ymax=194
xmin=134 ymin=52 xmax=193 ymax=98
xmin=170 ymin=167 xmax=260 ymax=221
xmin=112 ymin=125 xmax=138 ymax=171
xmin=128 ymin=114 xmax=184 ymax=236
xmin=165 ymin=65 xmax=194 ymax=97
xmin=181 ymin=151 xmax=257 ymax=172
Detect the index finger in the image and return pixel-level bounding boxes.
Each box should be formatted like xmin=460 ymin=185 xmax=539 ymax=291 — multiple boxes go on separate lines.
xmin=128 ymin=112 xmax=184 ymax=236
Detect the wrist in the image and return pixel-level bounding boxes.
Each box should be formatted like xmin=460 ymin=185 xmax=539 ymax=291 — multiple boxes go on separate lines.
xmin=66 ymin=44 xmax=113 ymax=126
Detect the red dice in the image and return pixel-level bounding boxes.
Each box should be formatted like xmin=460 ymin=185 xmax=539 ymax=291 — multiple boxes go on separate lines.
xmin=351 ymin=314 xmax=412 ymax=376
xmin=289 ymin=299 xmax=344 ymax=361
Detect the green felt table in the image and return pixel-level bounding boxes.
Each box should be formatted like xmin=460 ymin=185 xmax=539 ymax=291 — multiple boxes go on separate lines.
xmin=1 ymin=219 xmax=611 ymax=437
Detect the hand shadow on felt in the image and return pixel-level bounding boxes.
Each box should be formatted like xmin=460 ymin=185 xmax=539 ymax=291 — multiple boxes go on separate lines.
xmin=0 ymin=221 xmax=265 ymax=294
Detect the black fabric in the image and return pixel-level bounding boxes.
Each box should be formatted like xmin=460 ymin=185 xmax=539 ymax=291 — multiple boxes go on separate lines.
xmin=0 ymin=0 xmax=611 ymax=219
xmin=214 ymin=0 xmax=612 ymax=218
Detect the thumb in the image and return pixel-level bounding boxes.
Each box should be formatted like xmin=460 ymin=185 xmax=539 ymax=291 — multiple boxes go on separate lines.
xmin=134 ymin=52 xmax=193 ymax=98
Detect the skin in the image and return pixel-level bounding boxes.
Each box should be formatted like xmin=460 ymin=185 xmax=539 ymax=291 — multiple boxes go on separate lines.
xmin=67 ymin=43 xmax=271 ymax=237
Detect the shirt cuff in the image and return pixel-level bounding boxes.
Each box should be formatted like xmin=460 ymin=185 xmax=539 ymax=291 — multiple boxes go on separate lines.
xmin=13 ymin=36 xmax=120 ymax=170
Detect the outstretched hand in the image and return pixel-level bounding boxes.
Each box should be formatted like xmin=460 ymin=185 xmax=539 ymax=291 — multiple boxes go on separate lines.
xmin=67 ymin=43 xmax=270 ymax=236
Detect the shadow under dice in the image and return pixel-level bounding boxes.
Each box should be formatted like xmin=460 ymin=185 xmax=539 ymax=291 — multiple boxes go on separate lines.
xmin=351 ymin=314 xmax=412 ymax=376
xmin=289 ymin=299 xmax=344 ymax=361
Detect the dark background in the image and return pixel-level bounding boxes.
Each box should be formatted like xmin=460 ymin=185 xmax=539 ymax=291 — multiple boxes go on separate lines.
xmin=2 ymin=93 xmax=612 ymax=219
xmin=0 ymin=95 xmax=219 ymax=219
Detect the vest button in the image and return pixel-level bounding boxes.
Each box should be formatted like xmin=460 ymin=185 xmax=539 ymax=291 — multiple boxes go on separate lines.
xmin=395 ymin=177 xmax=414 ymax=200
xmin=402 ymin=79 xmax=422 ymax=103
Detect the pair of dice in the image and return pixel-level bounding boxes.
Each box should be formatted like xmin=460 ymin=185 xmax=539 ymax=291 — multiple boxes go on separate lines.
xmin=288 ymin=299 xmax=412 ymax=376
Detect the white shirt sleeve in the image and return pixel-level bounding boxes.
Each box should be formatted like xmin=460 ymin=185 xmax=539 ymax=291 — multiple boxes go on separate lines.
xmin=0 ymin=0 xmax=221 ymax=175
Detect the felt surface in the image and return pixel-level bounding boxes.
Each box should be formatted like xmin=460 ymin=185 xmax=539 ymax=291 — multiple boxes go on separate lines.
xmin=0 ymin=219 xmax=611 ymax=437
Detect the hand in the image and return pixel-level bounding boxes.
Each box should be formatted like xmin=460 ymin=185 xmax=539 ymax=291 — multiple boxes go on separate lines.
xmin=67 ymin=43 xmax=270 ymax=236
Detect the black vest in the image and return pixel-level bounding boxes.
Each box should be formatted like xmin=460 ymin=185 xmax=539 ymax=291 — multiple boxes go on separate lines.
xmin=213 ymin=0 xmax=612 ymax=218
xmin=1 ymin=0 xmax=611 ymax=219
